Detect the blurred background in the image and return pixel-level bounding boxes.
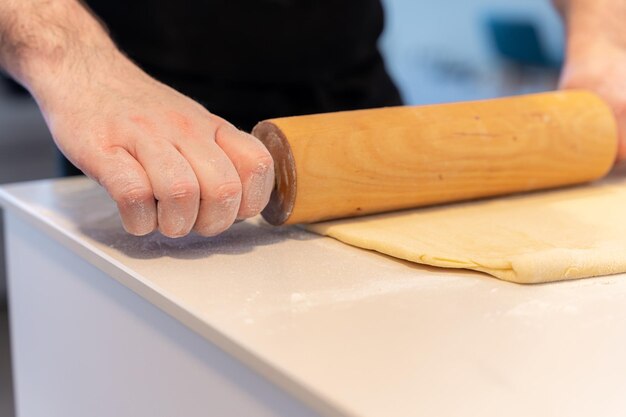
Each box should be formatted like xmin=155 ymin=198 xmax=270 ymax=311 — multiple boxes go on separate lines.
xmin=0 ymin=0 xmax=563 ymax=415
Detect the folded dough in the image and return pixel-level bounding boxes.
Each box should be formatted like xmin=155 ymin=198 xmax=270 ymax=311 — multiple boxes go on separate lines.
xmin=307 ymin=178 xmax=626 ymax=284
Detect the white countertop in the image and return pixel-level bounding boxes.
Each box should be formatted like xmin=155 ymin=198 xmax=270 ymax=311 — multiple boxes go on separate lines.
xmin=2 ymin=177 xmax=626 ymax=417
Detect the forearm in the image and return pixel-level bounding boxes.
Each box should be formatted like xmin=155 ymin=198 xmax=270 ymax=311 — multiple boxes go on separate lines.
xmin=0 ymin=0 xmax=122 ymax=105
xmin=555 ymin=0 xmax=626 ymax=58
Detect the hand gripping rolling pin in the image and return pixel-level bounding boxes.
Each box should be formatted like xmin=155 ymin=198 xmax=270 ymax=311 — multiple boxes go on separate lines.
xmin=251 ymin=90 xmax=617 ymax=225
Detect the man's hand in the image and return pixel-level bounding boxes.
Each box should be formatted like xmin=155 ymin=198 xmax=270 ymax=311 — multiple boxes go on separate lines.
xmin=554 ymin=0 xmax=626 ymax=160
xmin=46 ymin=56 xmax=275 ymax=238
xmin=0 ymin=0 xmax=274 ymax=237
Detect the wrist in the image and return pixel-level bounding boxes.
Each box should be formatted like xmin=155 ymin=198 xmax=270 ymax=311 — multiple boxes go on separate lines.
xmin=30 ymin=46 xmax=134 ymax=115
xmin=560 ymin=0 xmax=626 ymax=50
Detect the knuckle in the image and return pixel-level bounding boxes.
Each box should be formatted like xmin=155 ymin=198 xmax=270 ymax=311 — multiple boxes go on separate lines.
xmin=165 ymin=181 xmax=199 ymax=202
xmin=214 ymin=122 xmax=236 ymax=140
xmin=116 ymin=185 xmax=153 ymax=208
xmin=251 ymin=152 xmax=274 ymax=173
xmin=237 ymin=152 xmax=274 ymax=179
xmin=241 ymin=138 xmax=273 ymax=164
xmin=213 ymin=181 xmax=242 ymax=204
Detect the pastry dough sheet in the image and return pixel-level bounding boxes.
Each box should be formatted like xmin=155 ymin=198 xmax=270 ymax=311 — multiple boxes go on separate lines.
xmin=307 ymin=178 xmax=626 ymax=284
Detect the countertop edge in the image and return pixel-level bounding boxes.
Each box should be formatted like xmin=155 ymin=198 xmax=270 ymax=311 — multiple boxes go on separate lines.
xmin=0 ymin=180 xmax=350 ymax=417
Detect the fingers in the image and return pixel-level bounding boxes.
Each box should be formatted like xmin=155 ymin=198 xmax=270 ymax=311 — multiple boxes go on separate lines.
xmin=214 ymin=124 xmax=274 ymax=219
xmin=80 ymin=121 xmax=273 ymax=238
xmin=88 ymin=147 xmax=158 ymax=236
xmin=561 ymin=71 xmax=626 ymax=162
xmin=133 ymin=139 xmax=201 ymax=237
xmin=177 ymin=139 xmax=242 ymax=236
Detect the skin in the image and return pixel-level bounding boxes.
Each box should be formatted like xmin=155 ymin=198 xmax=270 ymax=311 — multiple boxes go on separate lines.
xmin=0 ymin=0 xmax=274 ymax=238
xmin=0 ymin=1 xmax=624 ymax=238
xmin=554 ymin=0 xmax=626 ymax=160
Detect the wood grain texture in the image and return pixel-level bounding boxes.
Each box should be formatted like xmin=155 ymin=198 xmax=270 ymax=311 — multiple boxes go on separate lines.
xmin=252 ymin=90 xmax=618 ymax=225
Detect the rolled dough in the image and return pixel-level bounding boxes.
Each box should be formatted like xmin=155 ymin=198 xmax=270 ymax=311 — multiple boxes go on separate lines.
xmin=307 ymin=173 xmax=626 ymax=284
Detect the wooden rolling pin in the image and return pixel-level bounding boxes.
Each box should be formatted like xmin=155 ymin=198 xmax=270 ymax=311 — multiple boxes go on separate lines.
xmin=251 ymin=90 xmax=617 ymax=225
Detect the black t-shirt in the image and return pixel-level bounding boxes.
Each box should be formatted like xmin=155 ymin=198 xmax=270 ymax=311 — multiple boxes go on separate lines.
xmin=85 ymin=0 xmax=402 ymax=129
